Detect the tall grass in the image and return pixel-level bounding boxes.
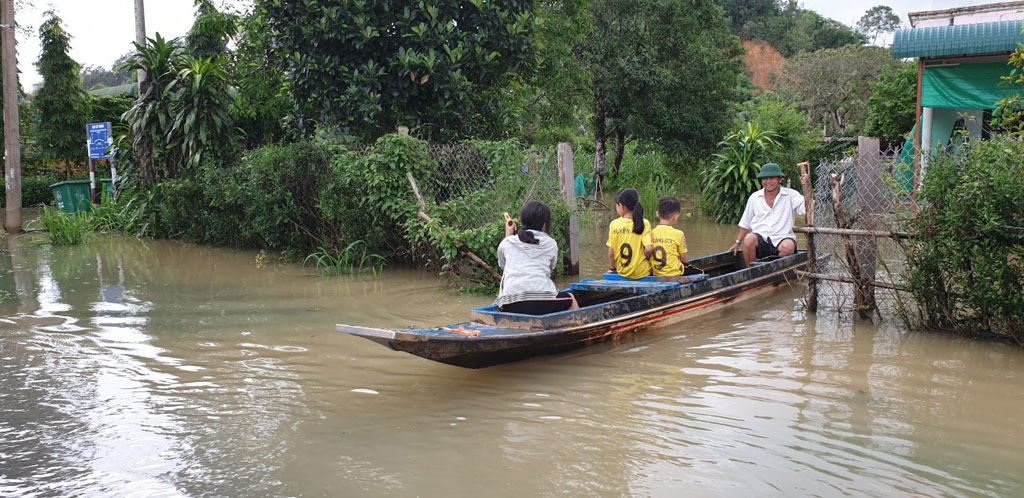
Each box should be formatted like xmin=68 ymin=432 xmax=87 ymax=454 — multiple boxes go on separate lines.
xmin=89 ymin=189 xmax=153 ymax=236
xmin=304 ymin=241 xmax=385 ymax=276
xmin=41 ymin=206 xmax=92 ymax=246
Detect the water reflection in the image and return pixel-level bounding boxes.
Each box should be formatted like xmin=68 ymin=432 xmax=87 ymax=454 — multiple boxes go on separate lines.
xmin=0 ymin=223 xmax=1022 ymax=497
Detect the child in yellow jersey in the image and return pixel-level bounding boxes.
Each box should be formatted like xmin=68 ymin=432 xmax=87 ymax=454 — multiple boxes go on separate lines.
xmin=607 ymin=188 xmax=653 ymax=279
xmin=651 ymin=196 xmax=692 ymax=277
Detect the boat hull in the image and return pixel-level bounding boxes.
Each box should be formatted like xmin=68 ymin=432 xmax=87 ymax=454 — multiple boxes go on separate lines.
xmin=337 ymin=251 xmax=808 ymax=368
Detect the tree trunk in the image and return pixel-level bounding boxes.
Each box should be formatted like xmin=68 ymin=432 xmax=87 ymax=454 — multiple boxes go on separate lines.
xmin=593 ymin=97 xmax=608 ymax=181
xmin=613 ymin=128 xmax=625 ymax=177
xmin=134 ymin=0 xmax=147 ymax=90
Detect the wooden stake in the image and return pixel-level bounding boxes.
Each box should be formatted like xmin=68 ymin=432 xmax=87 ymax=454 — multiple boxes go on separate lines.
xmin=557 ymin=143 xmax=580 ymax=275
xmin=799 ymin=161 xmax=816 ymax=312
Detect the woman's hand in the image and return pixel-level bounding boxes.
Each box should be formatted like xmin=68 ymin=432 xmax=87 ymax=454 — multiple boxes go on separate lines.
xmin=504 ymin=213 xmax=516 ymax=237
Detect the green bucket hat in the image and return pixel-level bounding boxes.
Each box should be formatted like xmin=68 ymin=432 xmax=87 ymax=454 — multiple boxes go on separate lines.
xmin=756 ymin=163 xmax=785 ymax=179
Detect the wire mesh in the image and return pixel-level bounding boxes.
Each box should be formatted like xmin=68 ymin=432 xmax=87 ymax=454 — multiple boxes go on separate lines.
xmin=807 ymin=143 xmax=917 ymax=316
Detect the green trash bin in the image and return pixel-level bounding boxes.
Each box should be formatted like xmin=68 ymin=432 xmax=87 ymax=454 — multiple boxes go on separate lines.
xmin=50 ymin=179 xmax=114 ymax=214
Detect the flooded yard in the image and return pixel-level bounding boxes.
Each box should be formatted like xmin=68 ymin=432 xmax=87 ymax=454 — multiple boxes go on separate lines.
xmin=2 ymin=219 xmax=1023 ymax=497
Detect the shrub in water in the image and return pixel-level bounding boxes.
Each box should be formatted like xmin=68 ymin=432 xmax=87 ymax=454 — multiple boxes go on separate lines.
xmin=905 ymin=137 xmax=1024 ymax=343
xmin=41 ymin=206 xmax=92 ymax=246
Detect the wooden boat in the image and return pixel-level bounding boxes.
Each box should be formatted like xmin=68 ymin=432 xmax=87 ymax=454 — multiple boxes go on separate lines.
xmin=337 ymin=250 xmax=809 ymax=368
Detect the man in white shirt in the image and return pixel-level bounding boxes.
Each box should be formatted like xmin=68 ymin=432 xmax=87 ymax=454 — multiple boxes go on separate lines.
xmin=729 ymin=163 xmax=808 ymax=267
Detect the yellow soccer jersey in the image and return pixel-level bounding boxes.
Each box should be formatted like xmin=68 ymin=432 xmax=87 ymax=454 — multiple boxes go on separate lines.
xmin=607 ymin=217 xmax=653 ymax=279
xmin=650 ymin=224 xmax=688 ymax=277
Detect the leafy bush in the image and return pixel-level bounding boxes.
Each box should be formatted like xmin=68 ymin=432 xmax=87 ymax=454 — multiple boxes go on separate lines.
xmin=905 ymin=137 xmax=1024 ymax=343
xmin=0 ymin=176 xmax=57 ymax=207
xmin=733 ymin=95 xmax=820 ymax=175
xmin=319 ymin=134 xmax=433 ymax=258
xmin=700 ymin=123 xmax=780 ymax=223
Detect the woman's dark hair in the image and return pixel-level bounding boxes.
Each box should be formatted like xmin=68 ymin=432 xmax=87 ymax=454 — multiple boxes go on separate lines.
xmin=615 ymin=188 xmax=645 ymax=234
xmin=517 ymin=201 xmax=551 ymax=244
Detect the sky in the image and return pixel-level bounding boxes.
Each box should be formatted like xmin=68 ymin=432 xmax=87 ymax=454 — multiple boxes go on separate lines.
xmin=12 ymin=0 xmax=987 ymax=90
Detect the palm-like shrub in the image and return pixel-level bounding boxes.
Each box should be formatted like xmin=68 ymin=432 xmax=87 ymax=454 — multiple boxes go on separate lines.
xmin=701 ymin=123 xmax=780 ymax=223
xmin=119 ymin=34 xmax=236 ymax=184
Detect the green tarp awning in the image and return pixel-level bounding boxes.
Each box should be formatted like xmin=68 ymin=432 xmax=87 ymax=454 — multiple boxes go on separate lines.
xmin=922 ymin=62 xmax=1017 ymax=109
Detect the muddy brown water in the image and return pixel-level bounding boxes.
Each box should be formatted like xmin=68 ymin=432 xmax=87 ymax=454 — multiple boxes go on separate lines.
xmin=2 ymin=215 xmax=1023 ymax=497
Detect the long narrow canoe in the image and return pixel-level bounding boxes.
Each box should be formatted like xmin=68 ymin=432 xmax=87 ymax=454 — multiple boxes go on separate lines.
xmin=337 ymin=250 xmax=809 ymax=368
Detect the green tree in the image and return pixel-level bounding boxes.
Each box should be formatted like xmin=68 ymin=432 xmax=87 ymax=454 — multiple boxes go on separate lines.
xmin=585 ymin=0 xmax=743 ymax=174
xmin=229 ymin=11 xmax=289 ymax=148
xmin=715 ymin=0 xmax=776 ymax=33
xmin=775 ymin=44 xmax=896 ymax=135
xmin=257 ymin=0 xmax=537 ymax=140
xmin=864 ymin=62 xmax=916 ymax=143
xmin=513 ymin=0 xmax=592 ymax=144
xmin=748 ymin=1 xmax=865 ymax=57
xmin=35 ymin=11 xmax=89 ymax=178
xmin=186 ymin=0 xmax=238 ymax=60
xmin=857 ymin=5 xmax=901 ymax=45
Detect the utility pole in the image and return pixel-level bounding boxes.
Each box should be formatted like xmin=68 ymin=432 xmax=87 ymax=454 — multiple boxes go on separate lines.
xmin=2 ymin=0 xmax=21 ymax=233
xmin=134 ymin=0 xmax=146 ymax=89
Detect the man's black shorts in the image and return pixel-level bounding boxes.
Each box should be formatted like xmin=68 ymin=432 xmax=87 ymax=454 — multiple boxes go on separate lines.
xmin=755 ymin=234 xmax=796 ymax=259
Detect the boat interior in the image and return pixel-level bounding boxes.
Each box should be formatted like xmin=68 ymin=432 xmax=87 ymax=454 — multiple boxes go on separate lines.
xmin=467 ymin=250 xmax=798 ymax=330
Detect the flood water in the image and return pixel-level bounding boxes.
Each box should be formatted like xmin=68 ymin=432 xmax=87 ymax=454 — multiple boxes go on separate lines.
xmin=2 ymin=214 xmax=1024 ymax=497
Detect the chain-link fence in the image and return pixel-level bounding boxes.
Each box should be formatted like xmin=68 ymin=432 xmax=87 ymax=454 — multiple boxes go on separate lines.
xmin=805 ymin=140 xmax=917 ymax=316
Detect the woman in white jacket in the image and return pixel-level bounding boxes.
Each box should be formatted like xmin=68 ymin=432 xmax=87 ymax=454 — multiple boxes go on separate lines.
xmin=495 ymin=201 xmax=579 ymax=314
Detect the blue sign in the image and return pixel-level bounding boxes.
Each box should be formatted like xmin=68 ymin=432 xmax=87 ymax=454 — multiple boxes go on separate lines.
xmin=87 ymin=122 xmax=113 ymax=159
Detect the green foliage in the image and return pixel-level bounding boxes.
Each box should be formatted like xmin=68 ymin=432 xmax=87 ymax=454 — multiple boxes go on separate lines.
xmin=865 ymin=62 xmax=917 ymax=144
xmin=305 ymin=242 xmax=385 ymax=276
xmin=701 ymin=122 xmax=780 ymax=223
xmin=856 ymin=5 xmax=901 ymax=45
xmin=716 ymin=0 xmax=776 ymax=33
xmin=87 ymin=95 xmax=132 ymax=126
xmin=120 ymin=34 xmax=185 ymax=183
xmin=515 ymin=0 xmax=592 ymax=144
xmin=186 ymin=0 xmax=238 ymax=60
xmin=35 ymin=12 xmax=89 ymax=173
xmin=119 ymin=34 xmax=237 ymax=184
xmin=229 ymin=12 xmax=289 ymax=148
xmin=993 ymin=31 xmax=1024 ymax=136
xmin=318 ymin=135 xmax=433 ymax=257
xmin=209 ymin=140 xmax=332 ymax=251
xmin=585 ymin=0 xmax=743 ymax=159
xmin=257 ymin=0 xmax=537 ymax=140
xmin=733 ymin=95 xmax=820 ymax=171
xmin=905 ymin=138 xmax=1024 ymax=343
xmin=41 ymin=205 xmax=92 ymax=246
xmin=80 ymin=52 xmax=135 ymax=91
xmin=170 ymin=57 xmax=235 ymax=169
xmin=89 ymin=189 xmax=154 ymax=237
xmin=0 ymin=176 xmax=57 ymax=207
xmin=744 ymin=0 xmax=866 ymax=58
xmin=776 ymin=44 xmax=897 ymax=136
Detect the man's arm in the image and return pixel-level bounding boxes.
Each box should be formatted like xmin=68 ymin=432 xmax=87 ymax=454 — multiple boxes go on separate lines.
xmin=730 ymin=227 xmax=750 ymax=256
